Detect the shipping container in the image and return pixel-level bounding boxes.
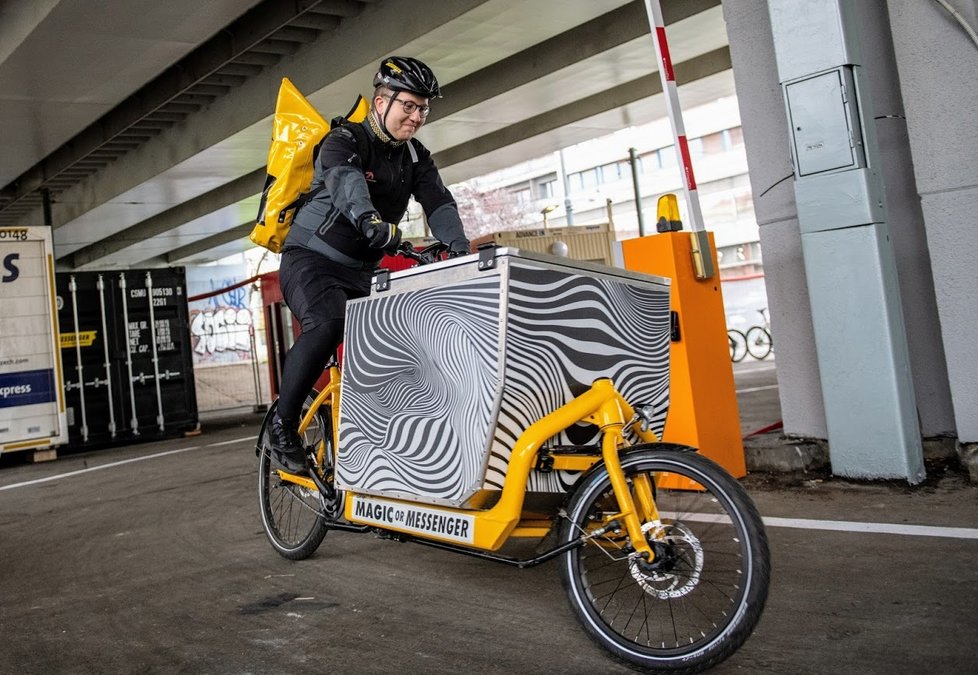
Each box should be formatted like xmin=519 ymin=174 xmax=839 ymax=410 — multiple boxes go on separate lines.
xmin=56 ymin=268 xmax=198 ymax=448
xmin=0 ymin=227 xmax=68 ymax=455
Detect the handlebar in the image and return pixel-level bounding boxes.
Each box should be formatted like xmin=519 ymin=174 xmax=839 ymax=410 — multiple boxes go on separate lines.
xmin=396 ymin=241 xmax=450 ymax=266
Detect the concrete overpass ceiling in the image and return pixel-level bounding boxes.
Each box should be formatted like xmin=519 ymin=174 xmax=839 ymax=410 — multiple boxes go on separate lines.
xmin=0 ymin=0 xmax=730 ymax=271
xmin=0 ymin=0 xmax=264 ymax=185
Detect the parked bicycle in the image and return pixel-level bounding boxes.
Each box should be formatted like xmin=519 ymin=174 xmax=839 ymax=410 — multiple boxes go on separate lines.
xmin=256 ymin=242 xmax=770 ymax=673
xmin=746 ymin=308 xmax=773 ymax=360
xmin=728 ymin=328 xmax=748 ymax=363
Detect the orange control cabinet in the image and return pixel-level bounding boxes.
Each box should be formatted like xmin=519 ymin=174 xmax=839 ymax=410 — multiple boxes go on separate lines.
xmin=621 ymin=231 xmax=746 ymax=477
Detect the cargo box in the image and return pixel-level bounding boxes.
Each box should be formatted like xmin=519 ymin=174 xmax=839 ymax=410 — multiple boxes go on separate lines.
xmin=336 ymin=248 xmax=672 ymax=508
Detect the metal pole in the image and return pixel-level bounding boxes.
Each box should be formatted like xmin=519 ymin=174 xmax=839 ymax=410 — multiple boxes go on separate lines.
xmin=68 ymin=276 xmax=88 ymax=443
xmin=96 ymin=275 xmax=117 ymax=437
xmin=119 ymin=273 xmax=139 ymax=436
xmin=643 ymin=0 xmax=714 ymax=277
xmin=628 ymin=147 xmax=646 ymax=236
xmin=557 ymin=149 xmax=574 ymax=225
xmin=145 ymin=272 xmax=165 ymax=432
xmin=249 ymin=324 xmax=264 ymax=412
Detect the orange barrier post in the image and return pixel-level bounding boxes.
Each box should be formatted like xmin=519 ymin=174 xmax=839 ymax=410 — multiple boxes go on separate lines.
xmin=621 ymin=231 xmax=746 ymax=477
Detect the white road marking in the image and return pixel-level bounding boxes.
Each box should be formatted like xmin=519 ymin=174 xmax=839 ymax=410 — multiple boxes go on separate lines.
xmin=0 ymin=436 xmax=254 ymax=492
xmin=670 ymin=511 xmax=978 ymax=540
xmin=736 ymin=384 xmax=779 ymax=393
xmin=3 ymin=436 xmax=975 ymax=541
xmin=211 ymin=436 xmax=256 ymax=447
xmin=761 ymin=515 xmax=978 ymax=540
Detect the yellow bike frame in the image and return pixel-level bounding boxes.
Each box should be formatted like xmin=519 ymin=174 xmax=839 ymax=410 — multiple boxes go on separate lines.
xmin=275 ymin=374 xmax=662 ymax=559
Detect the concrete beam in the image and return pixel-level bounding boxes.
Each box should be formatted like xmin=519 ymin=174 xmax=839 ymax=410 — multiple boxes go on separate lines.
xmin=16 ymin=0 xmax=491 ymax=231
xmin=433 ymin=47 xmax=732 ymax=168
xmin=0 ymin=0 xmax=327 ymax=209
xmin=166 ymin=221 xmax=255 ymax=263
xmin=0 ymin=0 xmax=60 ymax=64
xmin=435 ymin=0 xmax=720 ymax=119
xmin=68 ymin=169 xmax=264 ymax=268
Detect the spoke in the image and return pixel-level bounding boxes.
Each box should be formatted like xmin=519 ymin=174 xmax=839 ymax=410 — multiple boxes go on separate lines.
xmin=596 ymin=564 xmax=635 ymax=620
xmin=666 ymin=584 xmax=680 ymax=646
xmin=639 ymin=589 xmax=653 ymax=646
xmin=620 ymin=580 xmax=650 ymax=638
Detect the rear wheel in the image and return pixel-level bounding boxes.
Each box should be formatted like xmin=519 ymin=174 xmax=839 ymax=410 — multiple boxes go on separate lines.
xmin=745 ymin=326 xmax=772 ymax=360
xmin=257 ymin=395 xmax=333 ymax=560
xmin=558 ymin=447 xmax=769 ymax=673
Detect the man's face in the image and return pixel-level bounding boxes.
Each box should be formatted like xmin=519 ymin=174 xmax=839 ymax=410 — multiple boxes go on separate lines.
xmin=376 ymin=90 xmax=429 ymax=141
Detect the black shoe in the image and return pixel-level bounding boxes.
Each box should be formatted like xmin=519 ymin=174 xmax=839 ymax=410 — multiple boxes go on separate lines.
xmin=268 ymin=416 xmax=308 ymax=473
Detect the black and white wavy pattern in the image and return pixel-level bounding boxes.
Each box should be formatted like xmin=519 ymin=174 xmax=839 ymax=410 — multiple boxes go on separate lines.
xmin=486 ymin=263 xmax=671 ymax=492
xmin=337 ymin=275 xmax=502 ymax=505
xmin=338 ymin=259 xmax=671 ymax=504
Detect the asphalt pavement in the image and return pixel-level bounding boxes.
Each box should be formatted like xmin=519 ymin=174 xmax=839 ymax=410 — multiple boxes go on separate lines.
xmin=0 ymin=359 xmax=976 ymax=674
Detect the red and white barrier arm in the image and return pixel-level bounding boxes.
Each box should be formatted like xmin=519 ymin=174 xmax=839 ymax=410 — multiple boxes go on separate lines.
xmin=643 ymin=0 xmax=706 ymax=234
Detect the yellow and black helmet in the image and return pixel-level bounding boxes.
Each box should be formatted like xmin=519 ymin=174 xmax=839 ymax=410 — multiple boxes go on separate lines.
xmin=373 ymin=56 xmax=441 ymax=98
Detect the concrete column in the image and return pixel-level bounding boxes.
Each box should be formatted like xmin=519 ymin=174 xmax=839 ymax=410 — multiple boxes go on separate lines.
xmin=886 ymin=1 xmax=978 ymax=455
xmin=722 ymin=0 xmax=827 ymax=439
xmin=724 ymin=0 xmax=960 ymax=479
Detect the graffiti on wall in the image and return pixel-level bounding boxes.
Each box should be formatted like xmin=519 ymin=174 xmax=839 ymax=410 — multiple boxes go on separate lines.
xmin=187 ymin=269 xmax=257 ymax=364
xmin=189 ymin=307 xmax=253 ymax=358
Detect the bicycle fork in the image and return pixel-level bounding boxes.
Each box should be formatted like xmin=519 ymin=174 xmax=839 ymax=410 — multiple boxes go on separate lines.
xmin=585 ymin=381 xmax=660 ymax=562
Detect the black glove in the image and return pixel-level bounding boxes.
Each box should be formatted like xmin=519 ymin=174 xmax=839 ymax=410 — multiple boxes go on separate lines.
xmin=358 ymin=212 xmax=402 ymax=254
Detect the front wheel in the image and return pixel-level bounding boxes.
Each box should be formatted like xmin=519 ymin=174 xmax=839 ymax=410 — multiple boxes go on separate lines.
xmin=728 ymin=329 xmax=748 ymax=363
xmin=558 ymin=447 xmax=770 ymax=673
xmin=257 ymin=395 xmax=333 ymax=560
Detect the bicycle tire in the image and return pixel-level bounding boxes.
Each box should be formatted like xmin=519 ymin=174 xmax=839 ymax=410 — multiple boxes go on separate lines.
xmin=558 ymin=447 xmax=770 ymax=673
xmin=745 ymin=326 xmax=772 ymax=360
xmin=257 ymin=396 xmax=332 ymax=560
xmin=727 ymin=329 xmax=748 ymax=363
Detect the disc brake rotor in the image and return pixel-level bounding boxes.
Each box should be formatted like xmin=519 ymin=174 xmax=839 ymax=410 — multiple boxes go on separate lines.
xmin=628 ymin=520 xmax=705 ymax=599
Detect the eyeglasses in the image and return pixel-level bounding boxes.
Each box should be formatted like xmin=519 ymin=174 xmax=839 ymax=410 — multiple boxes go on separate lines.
xmin=382 ymin=95 xmax=431 ymax=118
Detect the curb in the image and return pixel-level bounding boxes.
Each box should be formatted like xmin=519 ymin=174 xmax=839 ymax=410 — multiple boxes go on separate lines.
xmin=743 ymin=433 xmax=829 ymax=474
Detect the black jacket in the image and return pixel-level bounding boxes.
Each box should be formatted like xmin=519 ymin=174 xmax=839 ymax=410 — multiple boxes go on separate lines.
xmin=285 ymin=118 xmax=468 ymax=267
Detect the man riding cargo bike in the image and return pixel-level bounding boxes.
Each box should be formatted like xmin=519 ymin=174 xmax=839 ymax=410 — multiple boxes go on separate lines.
xmin=257 ymin=57 xmax=770 ymax=674
xmin=268 ymin=55 xmax=469 ymax=474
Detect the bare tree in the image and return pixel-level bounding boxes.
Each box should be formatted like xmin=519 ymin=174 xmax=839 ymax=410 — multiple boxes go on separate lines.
xmin=452 ymin=183 xmax=531 ymax=238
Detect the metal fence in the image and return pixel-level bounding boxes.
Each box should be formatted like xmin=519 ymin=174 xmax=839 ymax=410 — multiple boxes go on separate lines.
xmin=187 ymin=276 xmax=272 ymax=414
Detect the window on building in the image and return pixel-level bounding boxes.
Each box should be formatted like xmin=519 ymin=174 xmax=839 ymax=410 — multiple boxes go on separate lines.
xmin=701 ymin=131 xmax=726 ymax=155
xmin=599 ymin=161 xmax=622 ymax=183
xmin=567 ymin=172 xmax=584 ymax=193
xmin=511 ymin=187 xmax=531 ymax=204
xmin=580 ymin=168 xmax=599 ymax=190
xmin=724 ymin=127 xmax=745 ymax=149
xmin=734 ymin=187 xmax=755 ymax=218
xmin=537 ymin=179 xmax=557 ymax=199
xmin=657 ymin=146 xmax=677 ymax=168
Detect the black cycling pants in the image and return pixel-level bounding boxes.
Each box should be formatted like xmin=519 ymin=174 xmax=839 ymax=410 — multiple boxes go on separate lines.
xmin=277 ymin=247 xmax=370 ymax=424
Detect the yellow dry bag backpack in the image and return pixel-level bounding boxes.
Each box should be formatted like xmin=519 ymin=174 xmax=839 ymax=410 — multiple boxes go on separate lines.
xmin=250 ymin=78 xmax=369 ymax=253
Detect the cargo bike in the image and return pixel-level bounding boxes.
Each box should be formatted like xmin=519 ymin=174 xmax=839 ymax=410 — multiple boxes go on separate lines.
xmin=255 ymin=244 xmax=769 ymax=673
